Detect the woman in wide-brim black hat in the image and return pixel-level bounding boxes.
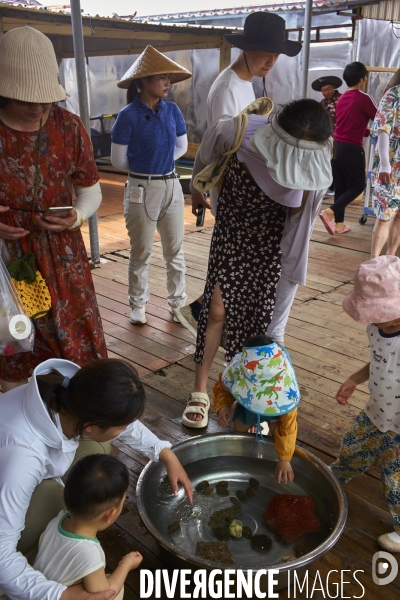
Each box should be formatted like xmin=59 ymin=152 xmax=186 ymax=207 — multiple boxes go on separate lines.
xmin=311 ymin=76 xmax=343 ymax=92
xmin=222 ymin=11 xmax=301 ymax=95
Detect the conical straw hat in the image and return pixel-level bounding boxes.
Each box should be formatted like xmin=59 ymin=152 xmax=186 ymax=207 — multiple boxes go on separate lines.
xmin=117 ymin=45 xmax=192 ymax=89
xmin=0 ymin=26 xmax=66 ymax=103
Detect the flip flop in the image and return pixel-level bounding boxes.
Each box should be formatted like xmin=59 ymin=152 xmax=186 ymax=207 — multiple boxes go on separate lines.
xmin=182 ymin=392 xmax=210 ymax=428
xmin=335 ymin=225 xmax=351 ymax=234
xmin=319 ymin=212 xmax=335 ymax=235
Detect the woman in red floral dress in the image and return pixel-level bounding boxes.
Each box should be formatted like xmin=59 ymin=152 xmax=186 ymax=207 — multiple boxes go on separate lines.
xmin=0 ymin=27 xmax=107 ymax=391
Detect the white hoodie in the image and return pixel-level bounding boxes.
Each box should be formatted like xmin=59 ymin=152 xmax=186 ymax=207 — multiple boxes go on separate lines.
xmin=0 ymin=358 xmax=171 ymax=600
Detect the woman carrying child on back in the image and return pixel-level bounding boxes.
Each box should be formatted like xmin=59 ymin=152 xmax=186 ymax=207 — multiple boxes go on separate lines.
xmin=332 ymin=256 xmax=400 ymax=552
xmin=182 ymin=98 xmax=333 ymax=428
xmin=0 ymin=358 xmax=192 ymax=600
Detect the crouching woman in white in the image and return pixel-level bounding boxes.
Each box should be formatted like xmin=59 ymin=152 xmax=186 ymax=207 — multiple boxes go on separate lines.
xmin=0 ymin=358 xmax=192 ymax=600
xmin=111 ymin=46 xmax=191 ymax=325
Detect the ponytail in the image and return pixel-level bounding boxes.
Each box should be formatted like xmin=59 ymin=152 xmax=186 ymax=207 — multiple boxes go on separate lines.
xmin=37 ymin=359 xmax=145 ymax=436
xmin=126 ymin=79 xmax=142 ymax=104
xmin=36 ymin=370 xmax=72 ymax=417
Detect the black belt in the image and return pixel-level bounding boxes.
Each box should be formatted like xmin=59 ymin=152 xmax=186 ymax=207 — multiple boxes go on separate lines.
xmin=129 ymin=172 xmax=178 ymax=181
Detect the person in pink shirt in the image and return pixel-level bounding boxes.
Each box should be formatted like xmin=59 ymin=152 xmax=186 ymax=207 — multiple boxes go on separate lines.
xmin=319 ymin=62 xmax=377 ymax=235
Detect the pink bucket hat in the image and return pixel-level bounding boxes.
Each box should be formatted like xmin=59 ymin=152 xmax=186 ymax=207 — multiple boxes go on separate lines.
xmin=342 ymin=256 xmax=400 ymax=323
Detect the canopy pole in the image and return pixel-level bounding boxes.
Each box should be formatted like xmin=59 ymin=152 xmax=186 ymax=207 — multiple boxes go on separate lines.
xmin=301 ymin=0 xmax=313 ymax=98
xmin=70 ymin=0 xmax=101 ymax=264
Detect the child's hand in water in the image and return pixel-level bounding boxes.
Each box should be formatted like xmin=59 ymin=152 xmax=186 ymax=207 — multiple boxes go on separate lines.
xmin=336 ymin=378 xmax=357 ymax=405
xmin=119 ymin=551 xmax=143 ymax=570
xmin=275 ymin=460 xmax=294 ymax=484
xmin=159 ymin=448 xmax=193 ymax=504
xmin=217 ymin=406 xmax=231 ymax=426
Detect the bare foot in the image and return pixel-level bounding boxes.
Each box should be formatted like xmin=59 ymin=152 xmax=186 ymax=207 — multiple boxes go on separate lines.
xmin=185 ymin=402 xmax=206 ymax=421
xmin=321 ymin=208 xmax=335 ymax=222
xmin=335 ymin=223 xmax=346 ymax=233
xmin=183 ymin=393 xmax=210 ymax=422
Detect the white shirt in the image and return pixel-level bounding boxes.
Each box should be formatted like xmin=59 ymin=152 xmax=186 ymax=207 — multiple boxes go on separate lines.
xmin=365 ymin=324 xmax=400 ymax=432
xmin=206 ymin=67 xmax=255 ymax=127
xmin=34 ymin=511 xmax=105 ymax=586
xmin=206 ymin=67 xmax=256 ymax=215
xmin=0 ymin=358 xmax=171 ymax=600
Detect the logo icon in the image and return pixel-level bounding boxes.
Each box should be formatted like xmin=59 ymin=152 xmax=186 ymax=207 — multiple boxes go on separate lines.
xmin=372 ymin=551 xmax=398 ymax=585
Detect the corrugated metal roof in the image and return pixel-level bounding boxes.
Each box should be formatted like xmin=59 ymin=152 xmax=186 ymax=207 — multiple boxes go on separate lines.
xmin=136 ymin=1 xmax=381 ymax=22
xmin=0 ymin=0 xmax=42 ymax=5
xmin=0 ymin=1 xmax=243 ymax=32
xmin=362 ymin=0 xmax=400 ymax=21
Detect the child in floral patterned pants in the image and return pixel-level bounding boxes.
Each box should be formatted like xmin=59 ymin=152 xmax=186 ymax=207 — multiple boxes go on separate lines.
xmin=331 ymin=255 xmax=400 ymax=552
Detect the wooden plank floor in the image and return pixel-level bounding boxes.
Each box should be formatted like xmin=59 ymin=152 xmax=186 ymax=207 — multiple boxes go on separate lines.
xmin=85 ymin=172 xmax=400 ymax=599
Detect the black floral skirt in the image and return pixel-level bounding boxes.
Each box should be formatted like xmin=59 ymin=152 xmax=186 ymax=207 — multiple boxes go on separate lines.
xmin=195 ymin=155 xmax=287 ymax=364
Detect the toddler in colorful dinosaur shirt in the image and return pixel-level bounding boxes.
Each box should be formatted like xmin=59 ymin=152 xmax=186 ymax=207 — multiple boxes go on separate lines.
xmin=213 ymin=334 xmax=300 ymax=484
xmin=331 ymin=256 xmax=400 ymax=553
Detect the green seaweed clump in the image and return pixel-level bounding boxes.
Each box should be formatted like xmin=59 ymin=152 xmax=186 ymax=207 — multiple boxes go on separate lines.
xmin=196 ymin=541 xmax=235 ymax=564
xmin=242 ymin=526 xmax=253 ymax=539
xmin=249 ymin=477 xmax=260 ymax=490
xmin=214 ymin=527 xmax=230 ymax=541
xmin=216 ymin=481 xmax=229 ymax=496
xmin=168 ymin=521 xmax=181 ymax=535
xmin=246 ymin=487 xmax=256 ymax=498
xmin=208 ymin=504 xmax=241 ymax=528
xmin=196 ymin=480 xmax=210 ymax=492
xmin=160 ymin=475 xmax=182 ymax=494
xmin=236 ymin=490 xmax=248 ymax=502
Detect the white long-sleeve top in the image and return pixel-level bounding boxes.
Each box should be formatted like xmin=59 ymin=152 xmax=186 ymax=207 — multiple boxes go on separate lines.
xmin=0 ymin=358 xmax=171 ymax=600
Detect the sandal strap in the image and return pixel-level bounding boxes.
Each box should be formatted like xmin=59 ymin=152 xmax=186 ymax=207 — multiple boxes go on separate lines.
xmin=183 ymin=406 xmax=207 ymax=417
xmin=187 ymin=392 xmax=210 ymax=409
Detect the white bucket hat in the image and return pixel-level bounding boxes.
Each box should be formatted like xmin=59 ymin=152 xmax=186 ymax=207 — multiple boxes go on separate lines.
xmin=249 ymin=117 xmax=333 ymax=191
xmin=222 ymin=343 xmax=300 ymax=418
xmin=221 ymin=341 xmax=300 ymax=444
xmin=0 ymin=27 xmax=66 ymax=103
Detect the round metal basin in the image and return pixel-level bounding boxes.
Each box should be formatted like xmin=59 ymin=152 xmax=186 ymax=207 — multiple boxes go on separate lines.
xmin=136 ymin=434 xmax=347 ymax=589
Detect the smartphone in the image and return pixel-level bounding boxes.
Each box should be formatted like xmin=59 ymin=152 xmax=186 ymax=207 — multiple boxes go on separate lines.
xmin=196 ymin=204 xmax=205 ymax=227
xmin=43 ymin=206 xmax=74 ymax=218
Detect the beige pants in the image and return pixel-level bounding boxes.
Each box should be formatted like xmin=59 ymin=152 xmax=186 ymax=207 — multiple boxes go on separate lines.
xmin=124 ymin=176 xmax=186 ymax=307
xmin=0 ymin=438 xmax=111 ymax=599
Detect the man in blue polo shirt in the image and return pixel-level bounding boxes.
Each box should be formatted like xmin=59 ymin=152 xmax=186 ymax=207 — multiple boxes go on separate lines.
xmin=111 ymin=46 xmax=191 ymax=325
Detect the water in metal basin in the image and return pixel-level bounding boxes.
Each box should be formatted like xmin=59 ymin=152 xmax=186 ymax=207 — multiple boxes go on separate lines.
xmin=149 ymin=456 xmax=332 ymax=568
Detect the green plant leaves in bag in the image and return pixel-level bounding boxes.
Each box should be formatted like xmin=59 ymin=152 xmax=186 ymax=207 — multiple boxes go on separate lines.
xmin=7 ymin=252 xmax=37 ymax=283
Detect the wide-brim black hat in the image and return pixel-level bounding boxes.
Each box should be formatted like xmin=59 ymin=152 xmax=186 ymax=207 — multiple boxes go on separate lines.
xmin=311 ymin=76 xmax=343 ymax=91
xmin=225 ymin=12 xmax=301 ymax=58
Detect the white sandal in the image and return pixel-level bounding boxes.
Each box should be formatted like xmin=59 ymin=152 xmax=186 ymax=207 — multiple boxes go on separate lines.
xmin=182 ymin=392 xmax=210 ymax=429
xmin=378 ymin=531 xmax=400 ymax=552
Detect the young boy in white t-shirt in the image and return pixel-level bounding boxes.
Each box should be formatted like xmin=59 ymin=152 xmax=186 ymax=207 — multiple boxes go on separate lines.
xmin=331 ymin=256 xmax=400 ymax=552
xmin=34 ymin=455 xmax=142 ymax=598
